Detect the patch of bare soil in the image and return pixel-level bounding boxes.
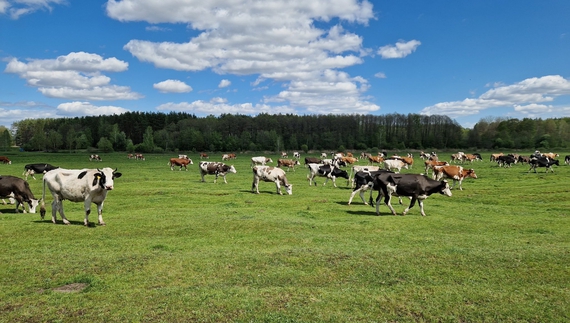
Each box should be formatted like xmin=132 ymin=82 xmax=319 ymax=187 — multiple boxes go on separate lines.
xmin=53 ymin=283 xmax=88 ymax=293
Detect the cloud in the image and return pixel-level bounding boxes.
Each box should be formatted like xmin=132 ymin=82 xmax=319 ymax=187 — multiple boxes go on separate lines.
xmin=218 ymin=79 xmax=231 ymax=88
xmin=378 ymin=40 xmax=421 ymax=59
xmin=108 ymin=0 xmax=378 ymax=115
xmin=56 ymin=101 xmax=130 ymax=116
xmin=145 ymin=25 xmax=171 ymax=32
xmin=4 ymin=52 xmax=142 ymax=101
xmin=421 ymin=75 xmax=570 ymax=118
xmin=374 ymin=72 xmax=386 ymax=78
xmin=153 ymin=79 xmax=193 ymax=93
xmin=1 ymin=0 xmax=66 ymax=19
xmin=156 ymin=97 xmax=296 ymax=115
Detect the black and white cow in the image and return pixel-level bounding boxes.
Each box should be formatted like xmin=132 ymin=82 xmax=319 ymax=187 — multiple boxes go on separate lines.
xmin=348 ymin=170 xmax=390 ymax=205
xmin=306 ymin=163 xmax=349 ymax=187
xmin=564 ymin=155 xmax=570 ymax=165
xmin=0 ymin=175 xmax=40 ymax=213
xmin=528 ymin=157 xmax=559 ymax=173
xmin=371 ymin=173 xmax=452 ymax=216
xmin=199 ymin=162 xmax=237 ymax=184
xmin=251 ymin=166 xmax=293 ymax=195
xmin=23 ymin=163 xmax=60 ymax=180
xmin=41 ymin=167 xmax=122 ymax=226
xmin=89 ymin=154 xmax=102 ymax=161
xmin=496 ymin=155 xmax=516 ymax=167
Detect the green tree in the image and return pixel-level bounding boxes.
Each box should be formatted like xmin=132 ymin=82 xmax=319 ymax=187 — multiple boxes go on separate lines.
xmin=97 ymin=137 xmax=114 ymax=153
xmin=66 ymin=128 xmax=76 ymax=152
xmin=140 ymin=126 xmax=155 ymax=153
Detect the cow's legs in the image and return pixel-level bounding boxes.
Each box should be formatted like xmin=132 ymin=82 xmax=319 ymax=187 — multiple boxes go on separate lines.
xmin=52 ymin=198 xmax=70 ymax=224
xmin=252 ymin=178 xmax=260 ymax=194
xmin=402 ymin=197 xmax=417 ymax=216
xmin=97 ymin=202 xmax=105 ymax=225
xmin=275 ymin=181 xmax=282 ymax=195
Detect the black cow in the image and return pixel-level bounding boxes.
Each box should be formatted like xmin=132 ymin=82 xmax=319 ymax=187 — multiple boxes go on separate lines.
xmin=23 ymin=163 xmax=60 ymax=180
xmin=348 ymin=170 xmax=395 ymax=205
xmin=496 ymin=155 xmax=516 ymax=167
xmin=304 ymin=157 xmax=322 ymax=165
xmin=371 ymin=173 xmax=452 ymax=216
xmin=307 ymin=163 xmax=348 ymax=187
xmin=528 ymin=157 xmax=559 ymax=173
xmin=472 ymin=153 xmax=483 ymax=161
xmin=564 ymin=155 xmax=570 ymax=165
xmin=0 ymin=175 xmax=40 ymax=213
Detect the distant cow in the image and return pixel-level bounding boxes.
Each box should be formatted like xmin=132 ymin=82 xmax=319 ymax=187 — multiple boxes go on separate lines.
xmin=424 ymin=160 xmax=449 ymax=175
xmin=251 ymin=156 xmax=273 ymax=167
xmin=565 ymin=155 xmax=570 ymax=165
xmin=496 ymin=155 xmax=516 ymax=167
xmin=368 ymin=155 xmax=384 ymax=165
xmin=371 ymin=173 xmax=452 ymax=216
xmin=432 ymin=165 xmax=477 ymax=191
xmin=281 ymin=152 xmax=288 ymax=158
xmin=528 ymin=157 xmax=559 ymax=173
xmin=89 ymin=154 xmax=102 ymax=161
xmin=384 ymin=159 xmax=408 ymax=173
xmin=0 ymin=175 xmax=40 ymax=213
xmin=200 ymin=153 xmax=209 ymax=159
xmin=169 ymin=157 xmax=193 ymax=171
xmin=306 ymin=163 xmax=349 ymax=188
xmin=304 ymin=157 xmax=322 ymax=165
xmin=252 ymin=166 xmax=293 ymax=195
xmin=23 ymin=163 xmax=60 ymax=180
xmin=178 ymin=154 xmax=189 ymax=159
xmin=199 ymin=161 xmax=237 ymax=184
xmin=41 ymin=167 xmax=122 ymax=226
xmin=0 ymin=156 xmax=11 ymax=164
xmin=223 ymin=153 xmax=237 ymax=160
xmin=293 ymin=152 xmax=301 ymax=159
xmin=320 ymin=152 xmax=327 ymax=158
xmin=135 ymin=154 xmax=145 ymax=161
xmin=277 ymin=158 xmax=301 ymax=172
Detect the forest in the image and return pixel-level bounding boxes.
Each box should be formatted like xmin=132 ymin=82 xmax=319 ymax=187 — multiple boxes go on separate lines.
xmin=1 ymin=112 xmax=569 ymax=153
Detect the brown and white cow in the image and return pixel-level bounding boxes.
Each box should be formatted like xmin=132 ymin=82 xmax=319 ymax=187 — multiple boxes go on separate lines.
xmin=0 ymin=175 xmax=40 ymax=213
xmin=368 ymin=155 xmax=384 ymax=166
xmin=340 ymin=156 xmax=358 ymax=165
xmin=127 ymin=154 xmax=135 ymax=159
xmin=424 ymin=160 xmax=449 ymax=175
xmin=396 ymin=156 xmax=414 ymax=169
xmin=281 ymin=152 xmax=288 ymax=158
xmin=543 ymin=152 xmax=559 ymax=159
xmin=136 ymin=154 xmax=145 ymax=161
xmin=251 ymin=166 xmax=292 ymax=195
xmin=89 ymin=154 xmax=102 ymax=161
xmin=277 ymin=158 xmax=301 ymax=172
xmin=199 ymin=161 xmax=237 ymax=184
xmin=490 ymin=152 xmax=504 ymax=162
xmin=432 ymin=165 xmax=477 ymax=191
xmin=251 ymin=156 xmax=273 ymax=167
xmin=200 ymin=153 xmax=209 ymax=159
xmin=0 ymin=156 xmax=11 ymax=164
xmin=169 ymin=157 xmax=193 ymax=171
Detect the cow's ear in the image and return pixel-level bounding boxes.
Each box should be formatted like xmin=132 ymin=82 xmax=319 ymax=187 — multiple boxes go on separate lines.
xmin=78 ymin=171 xmax=88 ymax=179
xmin=113 ymin=172 xmax=122 ymax=178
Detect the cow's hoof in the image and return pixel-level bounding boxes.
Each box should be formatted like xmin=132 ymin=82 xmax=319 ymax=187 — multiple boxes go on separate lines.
xmin=99 ymin=222 xmax=106 ymax=226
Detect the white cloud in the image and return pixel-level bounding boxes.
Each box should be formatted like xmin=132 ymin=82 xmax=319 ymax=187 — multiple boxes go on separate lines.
xmin=1 ymin=0 xmax=66 ymax=19
xmin=56 ymin=101 xmax=130 ymax=116
xmin=156 ymin=97 xmax=296 ymax=115
xmin=374 ymin=72 xmax=386 ymax=78
xmin=4 ymin=52 xmax=142 ymax=101
xmin=109 ymin=0 xmax=377 ymax=115
xmin=153 ymin=79 xmax=192 ymax=93
xmin=421 ymin=75 xmax=570 ymax=118
xmin=378 ymin=40 xmax=421 ymax=59
xmin=146 ymin=25 xmax=171 ymax=32
xmin=218 ymin=79 xmax=231 ymax=88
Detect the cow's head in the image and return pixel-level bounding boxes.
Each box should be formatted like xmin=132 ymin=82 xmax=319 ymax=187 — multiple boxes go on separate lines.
xmin=90 ymin=168 xmax=122 ymax=190
xmin=284 ymin=184 xmax=293 ymax=195
xmin=228 ymin=165 xmax=237 ymax=174
xmin=27 ymin=198 xmax=40 ymax=214
xmin=439 ymin=180 xmax=453 ymax=197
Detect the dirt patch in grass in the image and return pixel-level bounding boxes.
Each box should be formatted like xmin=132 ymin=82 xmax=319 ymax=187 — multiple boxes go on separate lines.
xmin=53 ymin=283 xmax=88 ymax=293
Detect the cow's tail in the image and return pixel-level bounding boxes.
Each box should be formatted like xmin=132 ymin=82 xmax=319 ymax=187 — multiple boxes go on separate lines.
xmin=39 ymin=176 xmax=47 ymax=219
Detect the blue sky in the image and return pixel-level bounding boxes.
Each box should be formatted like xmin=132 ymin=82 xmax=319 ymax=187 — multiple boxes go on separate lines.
xmin=1 ymin=0 xmax=570 ymax=129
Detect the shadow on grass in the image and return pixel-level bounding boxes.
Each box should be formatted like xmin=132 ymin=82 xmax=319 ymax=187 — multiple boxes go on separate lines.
xmin=32 ymin=219 xmax=101 ymax=227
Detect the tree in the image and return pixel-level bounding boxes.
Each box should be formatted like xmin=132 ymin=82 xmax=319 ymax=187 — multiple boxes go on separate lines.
xmin=140 ymin=126 xmax=155 ymax=153
xmin=66 ymin=128 xmax=76 ymax=152
xmin=97 ymin=137 xmax=114 ymax=153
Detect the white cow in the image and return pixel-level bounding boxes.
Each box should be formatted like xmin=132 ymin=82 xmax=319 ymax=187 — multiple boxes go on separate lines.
xmin=251 ymin=166 xmax=293 ymax=195
xmin=293 ymin=152 xmax=301 ymax=159
xmin=383 ymin=159 xmax=408 ymax=173
xmin=41 ymin=167 xmax=122 ymax=226
xmin=251 ymin=156 xmax=273 ymax=167
xmin=199 ymin=162 xmax=237 ymax=184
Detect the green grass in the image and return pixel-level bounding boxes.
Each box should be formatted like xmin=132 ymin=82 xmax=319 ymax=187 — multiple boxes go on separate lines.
xmin=1 ymin=151 xmax=569 ymax=322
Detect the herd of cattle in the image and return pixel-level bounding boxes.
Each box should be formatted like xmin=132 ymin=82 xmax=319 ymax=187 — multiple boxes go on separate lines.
xmin=0 ymin=149 xmax=568 ymax=225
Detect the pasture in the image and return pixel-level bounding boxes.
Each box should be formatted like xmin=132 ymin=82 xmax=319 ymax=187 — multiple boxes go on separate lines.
xmin=1 ymin=151 xmax=569 ymax=322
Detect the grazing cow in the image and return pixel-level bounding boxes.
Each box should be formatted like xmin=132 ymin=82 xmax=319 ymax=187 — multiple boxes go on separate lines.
xmin=252 ymin=166 xmax=293 ymax=195
xmin=565 ymin=155 xmax=570 ymax=165
xmin=0 ymin=175 xmax=40 ymax=213
xmin=135 ymin=154 xmax=145 ymax=161
xmin=528 ymin=157 xmax=559 ymax=173
xmin=277 ymin=158 xmax=301 ymax=172
xmin=89 ymin=154 xmax=102 ymax=162
xmin=222 ymin=154 xmax=230 ymax=160
xmin=432 ymin=165 xmax=477 ymax=191
xmin=368 ymin=155 xmax=384 ymax=166
xmin=293 ymin=152 xmax=301 ymax=159
xmin=0 ymin=156 xmax=11 ymax=164
xmin=23 ymin=163 xmax=60 ymax=180
xmin=496 ymin=155 xmax=516 ymax=167
xmin=372 ymin=173 xmax=452 ymax=216
xmin=169 ymin=157 xmax=193 ymax=170
xmin=127 ymin=154 xmax=135 ymax=159
xmin=306 ymin=163 xmax=349 ymax=187
xmin=424 ymin=160 xmax=449 ymax=175
xmin=384 ymin=159 xmax=408 ymax=173
xmin=304 ymin=157 xmax=322 ymax=165
xmin=200 ymin=153 xmax=209 ymax=159
xmin=281 ymin=151 xmax=288 ymax=158
xmin=320 ymin=152 xmax=327 ymax=158
xmin=251 ymin=156 xmax=273 ymax=167
xmin=199 ymin=161 xmax=237 ymax=183
xmin=41 ymin=167 xmax=122 ymax=226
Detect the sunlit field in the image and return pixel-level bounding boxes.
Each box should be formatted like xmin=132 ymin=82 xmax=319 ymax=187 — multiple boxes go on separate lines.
xmin=1 ymin=150 xmax=569 ymax=322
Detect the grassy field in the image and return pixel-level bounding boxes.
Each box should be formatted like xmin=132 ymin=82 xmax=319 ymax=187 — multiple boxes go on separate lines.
xmin=1 ymin=151 xmax=569 ymax=322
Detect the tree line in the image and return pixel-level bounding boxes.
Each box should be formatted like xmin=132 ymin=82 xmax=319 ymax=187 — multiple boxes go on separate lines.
xmin=3 ymin=113 xmax=569 ymax=153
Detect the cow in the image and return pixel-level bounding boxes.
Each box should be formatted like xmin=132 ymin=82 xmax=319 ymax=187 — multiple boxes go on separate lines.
xmin=490 ymin=152 xmax=504 ymax=162
xmin=348 ymin=170 xmax=392 ymax=205
xmin=169 ymin=157 xmax=193 ymax=171
xmin=281 ymin=152 xmax=288 ymax=158
xmin=277 ymin=159 xmax=301 ymax=172
xmin=518 ymin=155 xmax=531 ymax=164
xmin=89 ymin=154 xmax=102 ymax=161
xmin=127 ymin=153 xmax=135 ymax=159
xmin=199 ymin=161 xmax=237 ymax=183
xmin=135 ymin=154 xmax=145 ymax=161
xmin=0 ymin=156 xmax=11 ymax=164
xmin=320 ymin=152 xmax=327 ymax=158
xmin=304 ymin=157 xmax=322 ymax=165
xmin=40 ymin=167 xmax=121 ymax=226
xmin=565 ymin=155 xmax=570 ymax=165
xmin=200 ymin=153 xmax=209 ymax=159
xmin=472 ymin=153 xmax=483 ymax=161
xmin=424 ymin=160 xmax=449 ymax=175
xmin=348 ymin=165 xmax=380 ymax=186
xmin=496 ymin=155 xmax=516 ymax=167
xmin=23 ymin=163 xmax=60 ymax=180
xmin=223 ymin=153 xmax=237 ymax=160
xmin=306 ymin=163 xmax=349 ymax=187
xmin=178 ymin=154 xmax=189 ymax=159
xmin=395 ymin=156 xmax=414 ymax=169
xmin=528 ymin=157 xmax=559 ymax=173
xmin=432 ymin=165 xmax=477 ymax=191
xmin=384 ymin=159 xmax=408 ymax=173
xmin=368 ymin=155 xmax=384 ymax=166
xmin=371 ymin=173 xmax=452 ymax=216
xmin=293 ymin=152 xmax=301 ymax=159
xmin=251 ymin=166 xmax=293 ymax=195
xmin=340 ymin=156 xmax=358 ymax=166
xmin=360 ymin=152 xmax=371 ymax=160
xmin=251 ymin=156 xmax=273 ymax=167
xmin=543 ymin=152 xmax=559 ymax=159
xmin=0 ymin=175 xmax=40 ymax=213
